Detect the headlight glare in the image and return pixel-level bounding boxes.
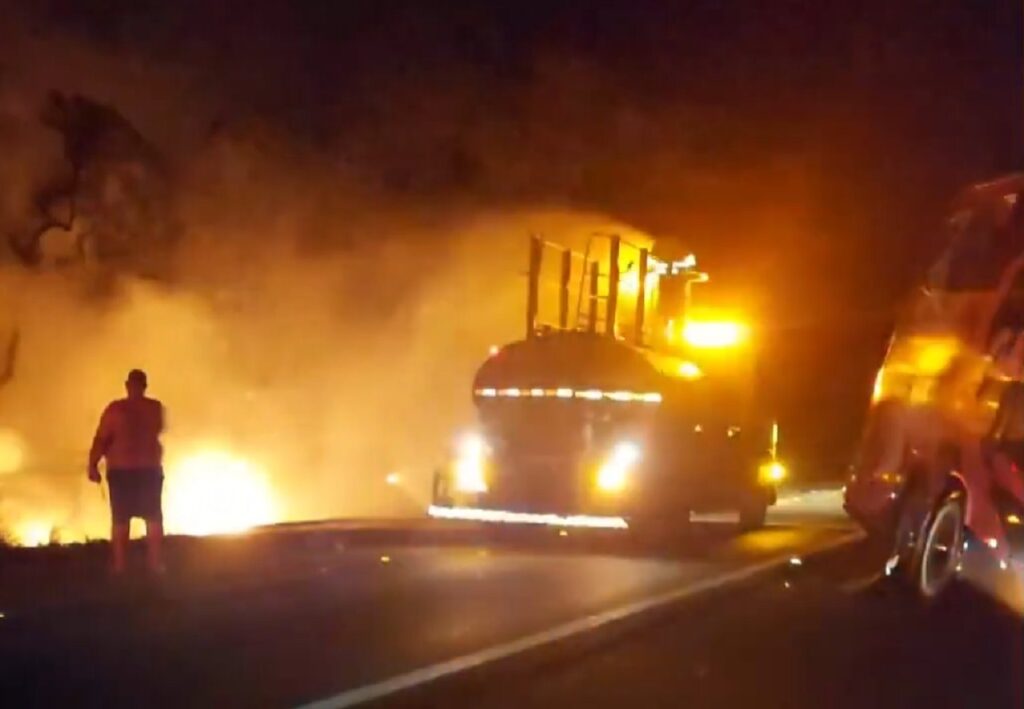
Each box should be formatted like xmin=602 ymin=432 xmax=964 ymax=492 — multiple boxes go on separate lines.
xmin=454 ymin=434 xmax=489 ymax=493
xmin=759 ymin=460 xmax=787 ymax=484
xmin=597 ymin=442 xmax=641 ymax=493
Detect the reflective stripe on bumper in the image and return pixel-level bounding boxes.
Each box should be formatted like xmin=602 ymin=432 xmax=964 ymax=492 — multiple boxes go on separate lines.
xmin=427 ymin=504 xmax=628 ymax=529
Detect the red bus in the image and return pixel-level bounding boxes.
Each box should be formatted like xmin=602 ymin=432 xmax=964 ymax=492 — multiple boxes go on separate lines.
xmin=845 ymin=174 xmax=1024 ymax=597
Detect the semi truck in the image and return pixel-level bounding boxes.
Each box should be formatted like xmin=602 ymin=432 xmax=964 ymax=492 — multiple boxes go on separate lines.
xmin=430 ymin=233 xmax=783 ymax=534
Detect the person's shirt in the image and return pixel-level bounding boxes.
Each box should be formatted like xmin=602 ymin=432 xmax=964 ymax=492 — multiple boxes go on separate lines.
xmin=90 ymin=397 xmax=165 ymax=470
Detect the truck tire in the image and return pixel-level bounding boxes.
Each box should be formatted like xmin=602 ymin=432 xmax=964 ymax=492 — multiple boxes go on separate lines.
xmin=431 ymin=469 xmax=451 ymax=507
xmin=630 ymin=509 xmax=691 ymax=545
xmin=738 ymin=500 xmax=767 ymax=531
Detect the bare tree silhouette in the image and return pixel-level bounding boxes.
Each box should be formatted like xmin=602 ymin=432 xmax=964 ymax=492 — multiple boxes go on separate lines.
xmin=6 ymin=91 xmax=174 ymax=269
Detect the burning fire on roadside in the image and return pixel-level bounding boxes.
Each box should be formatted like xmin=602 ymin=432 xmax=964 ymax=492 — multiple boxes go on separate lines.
xmin=1 ymin=414 xmax=283 ymax=544
xmin=2 ymin=447 xmax=282 ymax=546
xmin=163 ymin=448 xmax=279 ymax=536
xmin=11 ymin=519 xmax=56 ymax=547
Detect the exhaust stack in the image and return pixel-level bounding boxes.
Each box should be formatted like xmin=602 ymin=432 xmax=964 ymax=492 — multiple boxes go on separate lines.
xmin=634 ymin=248 xmax=649 ymax=345
xmin=526 ymin=235 xmax=542 ymax=338
xmin=559 ymin=249 xmax=571 ymax=330
xmin=606 ymin=235 xmax=620 ymax=337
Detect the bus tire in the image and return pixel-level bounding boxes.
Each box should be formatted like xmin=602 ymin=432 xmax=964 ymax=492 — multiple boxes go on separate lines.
xmin=911 ymin=491 xmax=966 ymax=600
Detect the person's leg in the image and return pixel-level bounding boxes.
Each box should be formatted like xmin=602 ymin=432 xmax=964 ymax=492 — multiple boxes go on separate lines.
xmin=144 ymin=518 xmax=164 ymax=572
xmin=107 ymin=470 xmax=129 ymax=574
xmin=111 ymin=520 xmax=130 ymax=574
xmin=144 ymin=468 xmax=165 ymax=573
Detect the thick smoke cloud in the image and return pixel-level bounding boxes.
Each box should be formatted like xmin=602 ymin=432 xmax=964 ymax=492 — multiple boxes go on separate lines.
xmin=1 ymin=1 xmax=1019 ymax=540
xmin=0 ymin=6 xmax=665 ymax=541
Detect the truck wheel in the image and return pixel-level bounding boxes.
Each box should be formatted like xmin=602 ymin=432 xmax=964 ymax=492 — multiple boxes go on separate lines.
xmin=738 ymin=500 xmax=767 ymax=531
xmin=431 ymin=469 xmax=451 ymax=507
xmin=673 ymin=508 xmax=693 ymax=535
xmin=630 ymin=509 xmax=691 ymax=545
xmin=913 ymin=492 xmax=965 ymax=600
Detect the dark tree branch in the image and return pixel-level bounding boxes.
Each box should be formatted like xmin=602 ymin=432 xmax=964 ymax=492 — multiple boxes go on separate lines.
xmin=7 ymin=170 xmax=79 ymax=267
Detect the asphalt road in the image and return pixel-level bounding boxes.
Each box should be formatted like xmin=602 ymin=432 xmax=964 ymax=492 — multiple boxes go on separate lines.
xmin=384 ymin=539 xmax=1024 ymax=709
xmin=0 ymin=493 xmax=1020 ymax=709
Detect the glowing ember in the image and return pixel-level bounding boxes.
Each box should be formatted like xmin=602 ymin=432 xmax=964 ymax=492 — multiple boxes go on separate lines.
xmin=164 ymin=449 xmax=278 ymax=536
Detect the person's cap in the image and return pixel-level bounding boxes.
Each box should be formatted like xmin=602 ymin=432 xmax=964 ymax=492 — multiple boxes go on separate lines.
xmin=126 ymin=369 xmax=148 ymax=387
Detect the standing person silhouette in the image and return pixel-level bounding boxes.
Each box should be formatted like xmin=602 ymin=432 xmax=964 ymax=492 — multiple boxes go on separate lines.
xmin=88 ymin=369 xmax=165 ymax=575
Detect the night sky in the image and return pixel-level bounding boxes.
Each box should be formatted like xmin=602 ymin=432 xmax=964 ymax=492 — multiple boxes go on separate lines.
xmin=5 ymin=0 xmax=1023 ymax=477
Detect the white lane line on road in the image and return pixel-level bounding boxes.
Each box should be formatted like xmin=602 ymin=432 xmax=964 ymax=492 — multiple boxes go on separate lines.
xmin=296 ymin=530 xmax=863 ymax=709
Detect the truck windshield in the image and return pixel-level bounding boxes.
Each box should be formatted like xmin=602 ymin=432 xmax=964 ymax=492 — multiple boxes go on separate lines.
xmin=479 ymin=399 xmax=652 ymax=457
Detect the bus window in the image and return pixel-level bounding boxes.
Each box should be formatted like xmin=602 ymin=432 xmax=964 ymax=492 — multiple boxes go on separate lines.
xmin=991 ymin=268 xmax=1024 ymax=339
xmin=992 ymin=382 xmax=1024 ymax=450
xmin=987 ymin=267 xmax=1024 ymax=378
xmin=946 ymin=210 xmax=998 ymax=290
xmin=931 ymin=195 xmax=1023 ymax=292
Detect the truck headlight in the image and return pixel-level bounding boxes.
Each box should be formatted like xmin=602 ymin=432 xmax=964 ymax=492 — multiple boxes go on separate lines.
xmin=759 ymin=460 xmax=787 ymax=485
xmin=597 ymin=442 xmax=641 ymax=494
xmin=454 ymin=434 xmax=489 ymax=493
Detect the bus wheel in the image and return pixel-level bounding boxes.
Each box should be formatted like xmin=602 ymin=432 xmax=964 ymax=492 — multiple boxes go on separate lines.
xmin=738 ymin=500 xmax=767 ymax=531
xmin=913 ymin=492 xmax=965 ymax=600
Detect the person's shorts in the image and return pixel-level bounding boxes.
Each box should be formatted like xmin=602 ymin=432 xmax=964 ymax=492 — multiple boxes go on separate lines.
xmin=107 ymin=467 xmax=164 ymax=524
